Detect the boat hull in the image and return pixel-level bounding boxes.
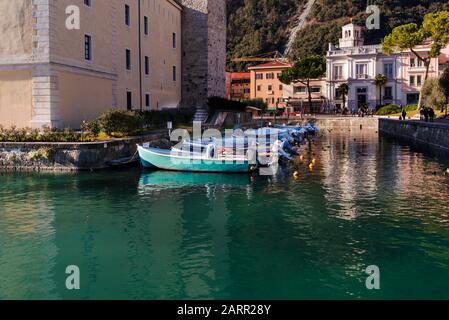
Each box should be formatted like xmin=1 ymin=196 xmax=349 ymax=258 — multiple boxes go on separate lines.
xmin=138 ymin=146 xmax=250 ymax=173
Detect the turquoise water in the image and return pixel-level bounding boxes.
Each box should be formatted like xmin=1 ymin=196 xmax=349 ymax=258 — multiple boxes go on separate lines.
xmin=1 ymin=131 xmax=449 ymax=300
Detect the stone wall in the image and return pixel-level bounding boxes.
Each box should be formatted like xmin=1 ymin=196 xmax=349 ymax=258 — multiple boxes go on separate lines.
xmin=313 ymin=117 xmax=379 ymax=130
xmin=379 ymin=119 xmax=449 ymax=155
xmin=180 ymin=0 xmax=226 ymax=109
xmin=0 ymin=132 xmax=168 ymax=172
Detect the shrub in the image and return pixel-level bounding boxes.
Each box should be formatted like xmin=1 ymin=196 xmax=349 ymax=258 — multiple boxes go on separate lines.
xmin=97 ymin=110 xmax=144 ymax=136
xmin=375 ymin=104 xmax=401 ymax=115
xmin=208 ymin=97 xmax=247 ymax=112
xmin=81 ymin=120 xmax=101 ymax=137
xmin=139 ymin=109 xmax=195 ymax=128
xmin=0 ymin=126 xmax=92 ymax=143
xmin=404 ymin=104 xmax=418 ymax=112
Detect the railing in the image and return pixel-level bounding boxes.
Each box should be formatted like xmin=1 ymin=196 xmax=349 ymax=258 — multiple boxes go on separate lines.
xmin=328 ymin=45 xmax=382 ymax=56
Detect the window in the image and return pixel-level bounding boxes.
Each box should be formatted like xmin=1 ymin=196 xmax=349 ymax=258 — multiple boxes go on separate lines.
xmin=266 ymin=73 xmax=274 ymax=79
xmin=84 ymin=35 xmax=92 ymax=61
xmin=145 ymin=94 xmax=150 ymax=108
xmin=126 ymin=49 xmax=131 ymax=70
xmin=311 ymin=87 xmax=321 ymax=93
xmin=384 ymin=63 xmax=393 ymax=79
xmin=333 ymin=65 xmax=343 ymax=80
xmin=257 ymin=85 xmax=261 ymax=91
xmin=335 ymin=88 xmax=342 ymax=99
xmin=410 ymin=76 xmax=415 ymax=86
xmin=417 ymin=75 xmax=422 ymax=86
xmin=356 ymin=64 xmax=368 ymax=79
xmin=172 ymin=33 xmax=176 ymax=49
xmin=256 ymin=73 xmax=263 ymax=80
xmin=384 ymin=86 xmax=393 ymax=99
xmin=144 ymin=16 xmax=149 ymax=36
xmin=410 ymin=58 xmax=416 ymax=67
xmin=268 ymin=85 xmax=273 ymax=91
xmin=172 ymin=65 xmax=177 ymax=81
xmin=407 ymin=93 xmax=420 ymax=105
xmin=84 ymin=0 xmax=91 ymax=6
xmin=125 ymin=4 xmax=130 ymax=26
xmin=126 ymin=91 xmax=132 ymax=110
xmin=279 ymin=84 xmax=283 ymax=91
xmin=144 ymin=56 xmax=149 ymax=75
xmin=294 ymin=86 xmax=306 ymax=94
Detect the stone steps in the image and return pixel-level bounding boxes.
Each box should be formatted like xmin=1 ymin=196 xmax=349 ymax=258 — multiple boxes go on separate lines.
xmin=193 ymin=108 xmax=209 ymax=124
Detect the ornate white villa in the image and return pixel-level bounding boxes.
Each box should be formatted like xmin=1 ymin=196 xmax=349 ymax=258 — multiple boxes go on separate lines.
xmin=282 ymin=23 xmax=449 ymax=113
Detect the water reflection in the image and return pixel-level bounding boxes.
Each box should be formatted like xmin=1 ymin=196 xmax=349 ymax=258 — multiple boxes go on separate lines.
xmin=0 ymin=132 xmax=449 ymax=299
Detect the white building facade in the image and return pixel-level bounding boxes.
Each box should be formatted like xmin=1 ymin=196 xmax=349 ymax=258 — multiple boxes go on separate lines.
xmin=326 ymin=23 xmax=403 ymax=112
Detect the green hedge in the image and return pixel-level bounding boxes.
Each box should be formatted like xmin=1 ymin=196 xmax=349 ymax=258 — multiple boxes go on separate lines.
xmin=82 ymin=109 xmax=195 ymax=137
xmin=140 ymin=109 xmax=195 ymax=128
xmin=404 ymin=104 xmax=418 ymax=112
xmin=1 ymin=109 xmax=196 ymax=142
xmin=375 ymin=104 xmax=401 ymax=115
xmin=0 ymin=126 xmax=94 ymax=143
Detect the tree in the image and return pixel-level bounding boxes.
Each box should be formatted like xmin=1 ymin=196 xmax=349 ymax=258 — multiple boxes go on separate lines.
xmin=336 ymin=83 xmax=349 ymax=111
xmin=279 ymin=55 xmax=326 ymax=114
xmin=375 ymin=74 xmax=388 ymax=107
xmin=440 ymin=66 xmax=449 ymax=115
xmin=421 ymin=78 xmax=446 ymax=112
xmin=382 ymin=11 xmax=449 ymax=108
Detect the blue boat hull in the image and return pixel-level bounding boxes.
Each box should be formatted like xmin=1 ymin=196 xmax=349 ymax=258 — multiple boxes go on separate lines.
xmin=138 ymin=146 xmax=251 ymax=173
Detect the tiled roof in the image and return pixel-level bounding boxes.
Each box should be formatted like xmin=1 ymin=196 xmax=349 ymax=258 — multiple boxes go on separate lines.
xmin=229 ymin=72 xmax=250 ymax=79
xmin=248 ymin=60 xmax=292 ymax=70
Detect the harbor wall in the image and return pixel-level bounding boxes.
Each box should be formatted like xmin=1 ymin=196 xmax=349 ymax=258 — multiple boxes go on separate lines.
xmin=313 ymin=117 xmax=379 ymax=130
xmin=379 ymin=119 xmax=449 ymax=156
xmin=0 ymin=132 xmax=168 ymax=172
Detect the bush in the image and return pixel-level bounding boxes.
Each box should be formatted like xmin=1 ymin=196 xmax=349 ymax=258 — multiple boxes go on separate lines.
xmin=139 ymin=109 xmax=195 ymax=128
xmin=375 ymin=104 xmax=401 ymax=115
xmin=0 ymin=125 xmax=93 ymax=143
xmin=81 ymin=120 xmax=101 ymax=137
xmin=404 ymin=104 xmax=418 ymax=112
xmin=208 ymin=97 xmax=247 ymax=112
xmin=97 ymin=110 xmax=144 ymax=137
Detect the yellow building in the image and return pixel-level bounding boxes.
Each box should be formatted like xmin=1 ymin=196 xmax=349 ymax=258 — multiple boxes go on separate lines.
xmin=248 ymin=60 xmax=291 ymax=111
xmin=0 ymin=0 xmax=182 ymax=129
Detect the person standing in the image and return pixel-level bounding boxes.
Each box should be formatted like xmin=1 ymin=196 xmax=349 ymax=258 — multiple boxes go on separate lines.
xmin=429 ymin=108 xmax=435 ymax=122
xmin=424 ymin=107 xmax=429 ymax=122
xmin=401 ymin=108 xmax=406 ymax=120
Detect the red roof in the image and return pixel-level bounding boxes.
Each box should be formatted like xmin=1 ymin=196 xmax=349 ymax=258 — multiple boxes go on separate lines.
xmin=248 ymin=60 xmax=292 ymax=70
xmin=229 ymin=72 xmax=250 ymax=80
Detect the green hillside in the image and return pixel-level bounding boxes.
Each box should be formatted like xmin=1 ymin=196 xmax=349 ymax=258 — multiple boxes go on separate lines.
xmin=227 ymin=0 xmax=449 ymax=71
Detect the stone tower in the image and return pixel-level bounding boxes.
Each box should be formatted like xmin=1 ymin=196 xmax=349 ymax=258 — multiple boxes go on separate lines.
xmin=179 ymin=0 xmax=227 ymax=109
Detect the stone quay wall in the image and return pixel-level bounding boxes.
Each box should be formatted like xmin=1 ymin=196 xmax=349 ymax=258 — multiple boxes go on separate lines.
xmin=0 ymin=132 xmax=168 ymax=172
xmin=379 ymin=119 xmax=449 ymax=156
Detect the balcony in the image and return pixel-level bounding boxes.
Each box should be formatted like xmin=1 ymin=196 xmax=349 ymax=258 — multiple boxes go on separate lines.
xmin=328 ymin=45 xmax=382 ymax=57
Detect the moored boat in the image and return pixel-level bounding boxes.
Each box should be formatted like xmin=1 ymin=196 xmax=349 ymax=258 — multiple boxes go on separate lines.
xmin=137 ymin=145 xmax=252 ymax=173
